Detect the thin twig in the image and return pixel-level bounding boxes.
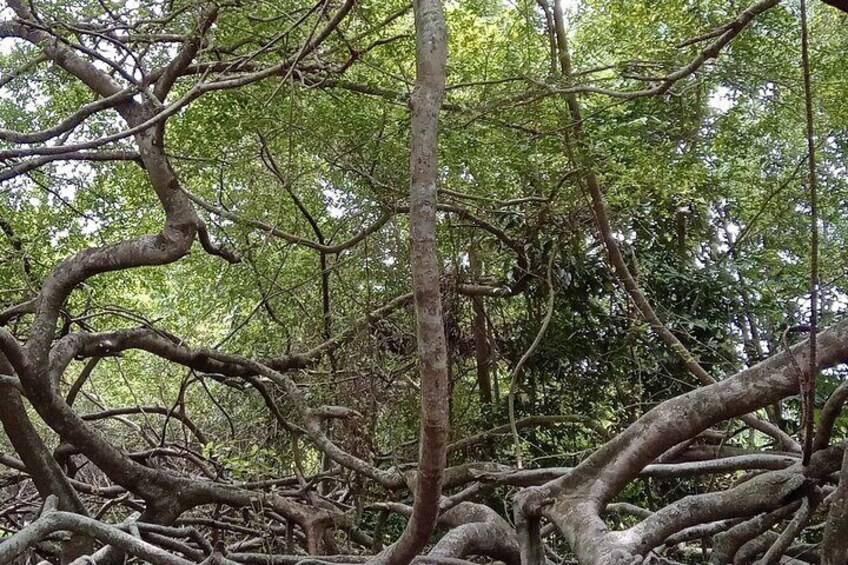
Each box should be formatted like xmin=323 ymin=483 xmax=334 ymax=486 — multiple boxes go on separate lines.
xmin=509 ymin=252 xmax=557 ymax=469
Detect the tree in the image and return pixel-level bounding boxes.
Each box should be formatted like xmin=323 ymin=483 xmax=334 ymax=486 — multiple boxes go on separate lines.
xmin=1 ymin=0 xmax=848 ymax=563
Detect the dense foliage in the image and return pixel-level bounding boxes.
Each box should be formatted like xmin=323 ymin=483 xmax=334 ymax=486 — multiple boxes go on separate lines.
xmin=2 ymin=0 xmax=848 ymax=563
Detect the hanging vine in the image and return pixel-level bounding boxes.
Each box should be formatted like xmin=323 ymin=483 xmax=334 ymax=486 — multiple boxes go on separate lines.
xmin=800 ymin=0 xmax=819 ymax=466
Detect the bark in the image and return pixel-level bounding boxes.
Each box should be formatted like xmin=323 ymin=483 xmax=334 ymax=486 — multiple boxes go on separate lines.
xmin=0 ymin=2 xmax=342 ymax=553
xmin=711 ymin=503 xmax=802 ymax=564
xmin=662 ymin=518 xmax=742 ymax=547
xmin=0 ymin=359 xmax=86 ymax=516
xmin=549 ymin=0 xmax=796 ymax=454
xmin=475 ymin=453 xmax=798 ymax=488
xmin=508 ymin=2 xmax=829 ymax=562
xmin=5 ymin=2 xmax=848 ymax=565
xmin=469 ymin=243 xmax=492 ymax=405
xmin=0 ymin=506 xmax=195 ymax=565
xmin=820 ymin=446 xmax=848 ymax=564
xmin=513 ymin=318 xmax=848 ymax=564
xmin=427 ymin=503 xmax=519 ymax=565
xmin=64 ymin=357 xmax=100 ymax=407
xmin=755 ymin=492 xmax=819 ymax=565
xmin=0 ymin=358 xmax=93 ymax=561
xmin=815 ymin=380 xmax=848 ymax=450
xmin=618 ymin=471 xmax=810 ymax=555
xmin=370 ymin=0 xmax=449 ymax=562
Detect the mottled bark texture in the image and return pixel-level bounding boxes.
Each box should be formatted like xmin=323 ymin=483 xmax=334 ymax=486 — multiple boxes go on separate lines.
xmin=4 ymin=1 xmax=848 ymax=564
xmin=370 ymin=0 xmax=449 ymax=563
xmin=821 ymin=445 xmax=848 ymax=564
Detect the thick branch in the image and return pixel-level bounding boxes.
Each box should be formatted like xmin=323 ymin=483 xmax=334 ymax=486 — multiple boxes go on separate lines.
xmin=821 ymin=445 xmax=848 ymax=564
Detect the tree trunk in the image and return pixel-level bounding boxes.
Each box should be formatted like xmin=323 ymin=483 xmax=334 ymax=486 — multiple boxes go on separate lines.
xmin=821 ymin=446 xmax=848 ymax=564
xmin=370 ymin=0 xmax=449 ymax=563
xmin=470 ymin=243 xmax=492 ymax=405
